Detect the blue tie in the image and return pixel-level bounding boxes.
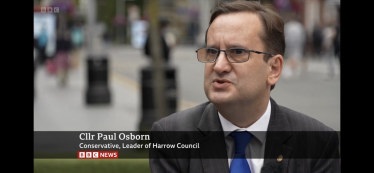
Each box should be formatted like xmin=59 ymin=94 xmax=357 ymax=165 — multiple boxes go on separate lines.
xmin=230 ymin=131 xmax=253 ymax=173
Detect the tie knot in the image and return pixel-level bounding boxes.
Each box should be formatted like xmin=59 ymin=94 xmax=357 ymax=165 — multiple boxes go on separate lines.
xmin=230 ymin=131 xmax=253 ymax=155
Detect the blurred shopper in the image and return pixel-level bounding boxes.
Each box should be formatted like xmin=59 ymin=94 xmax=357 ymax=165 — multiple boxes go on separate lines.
xmin=34 ymin=38 xmax=39 ymax=99
xmin=186 ymin=5 xmax=200 ymax=44
xmin=283 ymin=12 xmax=306 ymax=79
xmin=37 ymin=25 xmax=49 ymax=65
xmin=144 ymin=18 xmax=176 ymax=63
xmin=322 ymin=20 xmax=337 ymax=80
xmin=70 ymin=23 xmax=84 ymax=69
xmin=333 ymin=24 xmax=340 ymax=69
xmin=312 ymin=22 xmax=323 ymax=58
xmin=54 ymin=30 xmax=72 ymax=86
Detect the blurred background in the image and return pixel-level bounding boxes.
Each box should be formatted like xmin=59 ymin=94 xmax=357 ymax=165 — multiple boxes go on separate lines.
xmin=34 ymin=0 xmax=340 ymax=132
xmin=34 ymin=0 xmax=340 ymax=172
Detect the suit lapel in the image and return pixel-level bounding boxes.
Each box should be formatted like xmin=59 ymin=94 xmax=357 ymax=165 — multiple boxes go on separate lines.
xmin=197 ymin=102 xmax=230 ymax=173
xmin=263 ymin=98 xmax=293 ymax=173
xmin=195 ymin=99 xmax=294 ymax=173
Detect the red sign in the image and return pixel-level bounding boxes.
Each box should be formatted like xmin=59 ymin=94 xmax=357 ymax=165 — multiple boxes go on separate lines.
xmin=34 ymin=5 xmax=59 ymax=13
xmin=34 ymin=5 xmax=43 ymax=12
xmin=77 ymin=151 xmax=118 ymax=159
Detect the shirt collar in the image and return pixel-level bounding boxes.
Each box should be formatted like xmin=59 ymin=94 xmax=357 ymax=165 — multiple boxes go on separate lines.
xmin=218 ymin=99 xmax=271 ymax=144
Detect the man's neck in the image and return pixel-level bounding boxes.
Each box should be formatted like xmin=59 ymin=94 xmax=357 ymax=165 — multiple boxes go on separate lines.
xmin=215 ymin=97 xmax=270 ymax=128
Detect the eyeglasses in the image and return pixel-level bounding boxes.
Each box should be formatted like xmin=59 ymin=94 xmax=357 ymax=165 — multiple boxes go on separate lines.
xmin=195 ymin=47 xmax=274 ymax=63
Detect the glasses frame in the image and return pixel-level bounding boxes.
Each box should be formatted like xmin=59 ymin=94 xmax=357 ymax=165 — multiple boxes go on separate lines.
xmin=195 ymin=47 xmax=275 ymax=63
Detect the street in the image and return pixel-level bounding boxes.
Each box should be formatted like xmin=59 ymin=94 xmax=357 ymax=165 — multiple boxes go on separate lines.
xmin=34 ymin=45 xmax=340 ymax=132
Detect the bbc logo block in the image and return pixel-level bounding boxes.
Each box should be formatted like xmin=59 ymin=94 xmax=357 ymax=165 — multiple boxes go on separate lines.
xmin=93 ymin=152 xmax=99 ymax=158
xmin=40 ymin=6 xmax=59 ymax=13
xmin=79 ymin=152 xmax=85 ymax=158
xmin=77 ymin=151 xmax=118 ymax=159
xmin=86 ymin=152 xmax=92 ymax=158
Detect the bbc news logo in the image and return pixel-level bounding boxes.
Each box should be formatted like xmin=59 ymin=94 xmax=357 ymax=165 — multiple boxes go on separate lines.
xmin=40 ymin=6 xmax=59 ymax=13
xmin=78 ymin=151 xmax=118 ymax=159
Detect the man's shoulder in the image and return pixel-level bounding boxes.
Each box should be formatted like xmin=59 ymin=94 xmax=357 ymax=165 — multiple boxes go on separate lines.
xmin=153 ymin=101 xmax=211 ymax=131
xmin=277 ymin=104 xmax=335 ymax=131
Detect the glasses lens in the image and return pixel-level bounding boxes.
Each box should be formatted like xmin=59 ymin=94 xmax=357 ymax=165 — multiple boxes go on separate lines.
xmin=197 ymin=48 xmax=218 ymax=62
xmin=227 ymin=48 xmax=249 ymax=63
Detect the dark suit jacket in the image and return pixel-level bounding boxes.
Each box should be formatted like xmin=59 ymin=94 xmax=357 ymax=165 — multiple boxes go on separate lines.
xmin=149 ymin=98 xmax=341 ymax=173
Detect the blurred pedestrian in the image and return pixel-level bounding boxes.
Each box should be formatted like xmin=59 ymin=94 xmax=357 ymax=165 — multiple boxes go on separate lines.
xmin=144 ymin=18 xmax=176 ymax=63
xmin=322 ymin=19 xmax=337 ymax=80
xmin=54 ymin=30 xmax=72 ymax=86
xmin=186 ymin=5 xmax=200 ymax=44
xmin=312 ymin=22 xmax=323 ymax=58
xmin=37 ymin=24 xmax=49 ymax=65
xmin=34 ymin=38 xmax=39 ymax=99
xmin=333 ymin=24 xmax=340 ymax=70
xmin=70 ymin=23 xmax=84 ymax=69
xmin=283 ymin=12 xmax=306 ymax=79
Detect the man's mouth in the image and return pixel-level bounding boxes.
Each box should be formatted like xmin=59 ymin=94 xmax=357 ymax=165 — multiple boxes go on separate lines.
xmin=212 ymin=78 xmax=232 ymax=89
xmin=213 ymin=78 xmax=232 ymax=84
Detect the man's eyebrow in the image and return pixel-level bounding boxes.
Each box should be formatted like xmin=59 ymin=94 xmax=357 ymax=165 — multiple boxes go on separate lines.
xmin=205 ymin=45 xmax=218 ymax=49
xmin=223 ymin=44 xmax=248 ymax=49
xmin=227 ymin=45 xmax=247 ymax=49
xmin=205 ymin=44 xmax=247 ymax=49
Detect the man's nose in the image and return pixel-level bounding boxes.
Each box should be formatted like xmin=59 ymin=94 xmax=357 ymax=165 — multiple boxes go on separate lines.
xmin=213 ymin=51 xmax=232 ymax=74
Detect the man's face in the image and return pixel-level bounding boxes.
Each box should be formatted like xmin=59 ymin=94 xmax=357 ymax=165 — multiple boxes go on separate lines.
xmin=204 ymin=12 xmax=272 ymax=106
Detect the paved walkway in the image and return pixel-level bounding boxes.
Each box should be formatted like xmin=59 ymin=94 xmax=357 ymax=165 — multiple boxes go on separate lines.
xmin=34 ymin=50 xmax=141 ymax=131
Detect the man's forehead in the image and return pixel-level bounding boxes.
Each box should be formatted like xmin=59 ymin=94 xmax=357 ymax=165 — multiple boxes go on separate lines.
xmin=212 ymin=11 xmax=259 ymax=22
xmin=209 ymin=12 xmax=262 ymax=33
xmin=205 ymin=11 xmax=263 ymax=46
xmin=207 ymin=12 xmax=262 ymax=42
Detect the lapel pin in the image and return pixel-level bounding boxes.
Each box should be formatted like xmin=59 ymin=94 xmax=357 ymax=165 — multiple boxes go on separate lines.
xmin=277 ymin=155 xmax=283 ymax=162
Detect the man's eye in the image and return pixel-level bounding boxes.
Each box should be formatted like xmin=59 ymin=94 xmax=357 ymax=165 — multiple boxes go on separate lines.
xmin=234 ymin=49 xmax=245 ymax=54
xmin=207 ymin=49 xmax=218 ymax=54
xmin=230 ymin=49 xmax=245 ymax=54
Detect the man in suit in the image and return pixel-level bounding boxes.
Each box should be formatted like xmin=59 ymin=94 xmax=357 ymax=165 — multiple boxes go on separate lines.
xmin=149 ymin=1 xmax=340 ymax=173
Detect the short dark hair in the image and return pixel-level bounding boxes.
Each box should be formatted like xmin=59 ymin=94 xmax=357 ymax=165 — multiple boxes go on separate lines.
xmin=205 ymin=0 xmax=285 ymax=91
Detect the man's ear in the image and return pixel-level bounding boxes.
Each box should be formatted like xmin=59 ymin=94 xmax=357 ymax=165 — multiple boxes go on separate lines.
xmin=267 ymin=55 xmax=283 ymax=86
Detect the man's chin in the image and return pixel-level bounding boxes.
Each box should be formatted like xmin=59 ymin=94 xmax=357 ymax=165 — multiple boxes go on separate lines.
xmin=208 ymin=95 xmax=233 ymax=105
xmin=205 ymin=89 xmax=235 ymax=105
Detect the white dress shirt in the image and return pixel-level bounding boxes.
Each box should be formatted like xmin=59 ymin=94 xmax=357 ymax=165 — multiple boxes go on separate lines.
xmin=218 ymin=100 xmax=271 ymax=173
